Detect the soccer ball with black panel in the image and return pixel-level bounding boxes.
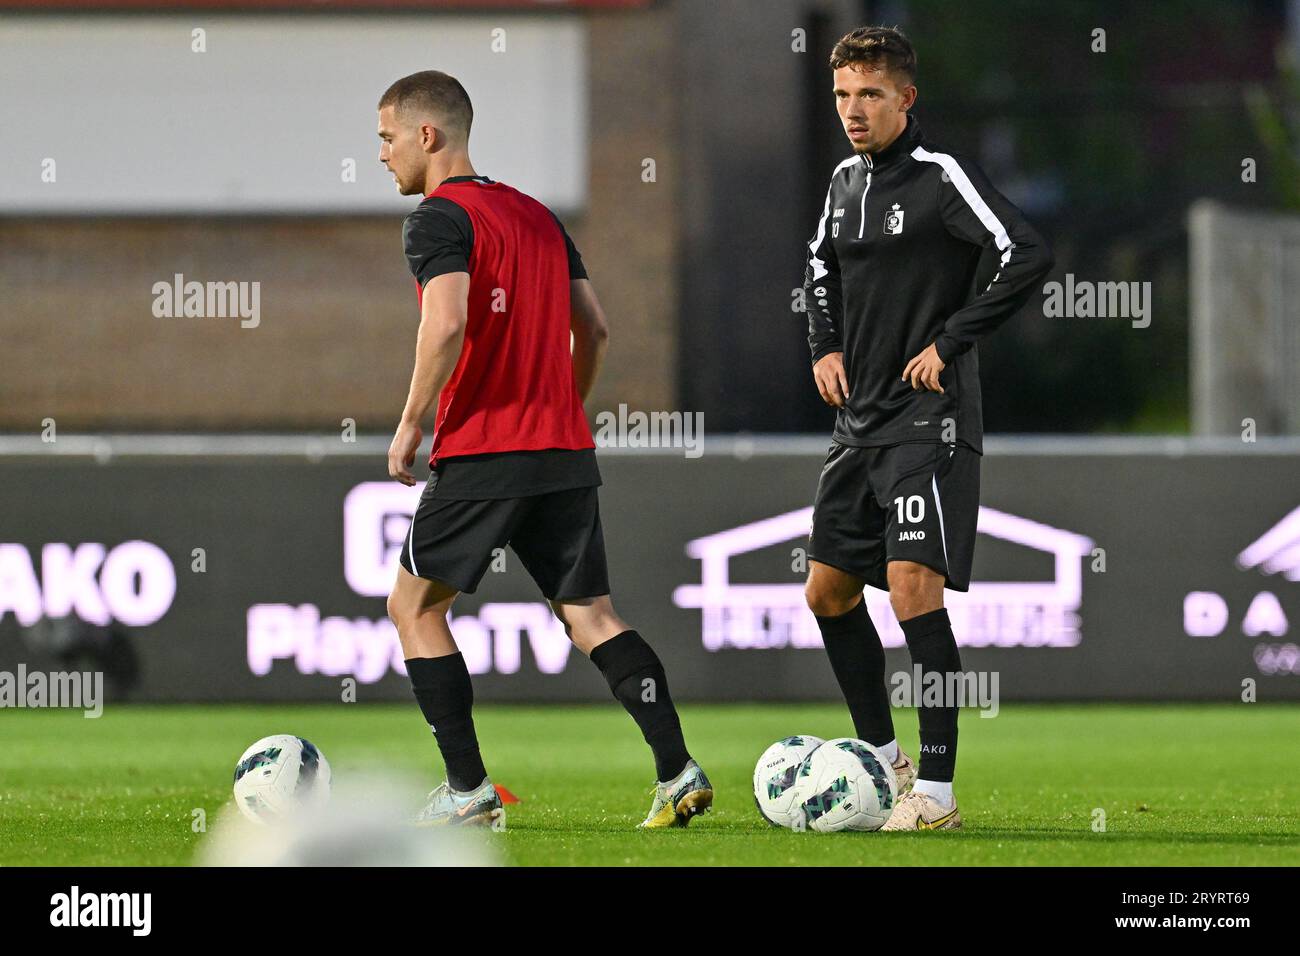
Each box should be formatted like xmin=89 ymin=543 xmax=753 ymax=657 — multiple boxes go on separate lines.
xmin=790 ymin=737 xmax=896 ymax=832
xmin=231 ymin=734 xmax=332 ymax=824
xmin=752 ymin=735 xmax=825 ymax=828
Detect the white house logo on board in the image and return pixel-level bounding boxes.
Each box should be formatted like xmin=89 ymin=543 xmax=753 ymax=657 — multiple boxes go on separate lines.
xmin=673 ymin=506 xmax=1093 ymax=651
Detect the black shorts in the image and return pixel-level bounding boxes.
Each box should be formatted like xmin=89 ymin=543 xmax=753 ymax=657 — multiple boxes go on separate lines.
xmin=399 ymin=483 xmax=610 ymax=600
xmin=808 ymin=441 xmax=980 ymax=592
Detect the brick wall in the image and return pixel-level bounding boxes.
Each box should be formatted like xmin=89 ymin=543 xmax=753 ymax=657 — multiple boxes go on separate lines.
xmin=1 ymin=3 xmax=678 ymax=433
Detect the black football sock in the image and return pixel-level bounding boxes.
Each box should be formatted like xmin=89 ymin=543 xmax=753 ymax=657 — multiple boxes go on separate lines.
xmin=589 ymin=630 xmax=691 ymax=782
xmin=814 ymin=598 xmax=896 ymax=748
xmin=899 ymin=607 xmax=962 ymax=782
xmin=405 ymin=653 xmax=488 ymax=793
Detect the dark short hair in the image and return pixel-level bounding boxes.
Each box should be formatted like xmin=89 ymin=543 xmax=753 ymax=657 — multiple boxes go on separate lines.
xmin=378 ymin=70 xmax=474 ymax=141
xmin=829 ymin=25 xmax=916 ymax=86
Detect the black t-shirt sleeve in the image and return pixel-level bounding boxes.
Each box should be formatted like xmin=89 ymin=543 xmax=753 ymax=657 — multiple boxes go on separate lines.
xmin=549 ymin=211 xmax=588 ymax=280
xmin=403 ymin=197 xmax=474 ymax=286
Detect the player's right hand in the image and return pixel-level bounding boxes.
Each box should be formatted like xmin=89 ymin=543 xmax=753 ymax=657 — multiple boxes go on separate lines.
xmin=388 ymin=421 xmax=423 ymax=486
xmin=813 ymin=352 xmax=850 ymax=408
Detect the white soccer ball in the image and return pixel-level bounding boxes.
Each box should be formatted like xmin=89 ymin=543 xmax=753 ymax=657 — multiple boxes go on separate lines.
xmin=790 ymin=737 xmax=896 ymax=832
xmin=753 ymin=735 xmax=825 ymax=828
xmin=232 ymin=735 xmax=332 ymax=824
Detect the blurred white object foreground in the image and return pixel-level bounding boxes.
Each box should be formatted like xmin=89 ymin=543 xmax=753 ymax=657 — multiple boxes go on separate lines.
xmin=197 ymin=772 xmax=502 ymax=867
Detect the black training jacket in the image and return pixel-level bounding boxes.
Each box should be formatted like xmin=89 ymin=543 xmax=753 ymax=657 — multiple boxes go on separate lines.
xmin=804 ymin=114 xmax=1054 ymax=453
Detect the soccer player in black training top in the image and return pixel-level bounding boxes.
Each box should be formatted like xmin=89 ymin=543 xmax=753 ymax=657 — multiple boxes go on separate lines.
xmin=377 ymin=71 xmax=712 ymax=829
xmin=802 ymin=28 xmax=1053 ymax=830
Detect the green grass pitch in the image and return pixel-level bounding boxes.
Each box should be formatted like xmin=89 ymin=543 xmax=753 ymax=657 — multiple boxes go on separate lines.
xmin=2 ymin=702 xmax=1297 ymax=866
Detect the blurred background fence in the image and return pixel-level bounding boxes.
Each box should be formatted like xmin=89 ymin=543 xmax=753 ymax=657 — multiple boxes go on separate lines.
xmin=4 ymin=0 xmax=1299 ymax=436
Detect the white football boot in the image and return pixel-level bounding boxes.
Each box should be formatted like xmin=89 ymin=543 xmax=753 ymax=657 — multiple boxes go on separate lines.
xmin=413 ymin=778 xmax=505 ymax=830
xmin=891 ymin=749 xmax=917 ymax=796
xmin=880 ymin=789 xmax=962 ymax=831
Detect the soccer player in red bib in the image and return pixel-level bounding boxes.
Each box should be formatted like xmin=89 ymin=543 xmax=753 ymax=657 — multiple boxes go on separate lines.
xmin=376 ymin=71 xmax=711 ymax=829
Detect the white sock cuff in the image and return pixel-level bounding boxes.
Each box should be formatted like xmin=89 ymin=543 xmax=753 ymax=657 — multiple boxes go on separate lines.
xmin=913 ymin=778 xmax=954 ymax=808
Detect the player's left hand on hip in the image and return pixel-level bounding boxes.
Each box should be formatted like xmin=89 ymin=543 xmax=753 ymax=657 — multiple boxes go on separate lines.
xmin=902 ymin=343 xmax=945 ymax=394
xmin=388 ymin=421 xmax=423 ymax=485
